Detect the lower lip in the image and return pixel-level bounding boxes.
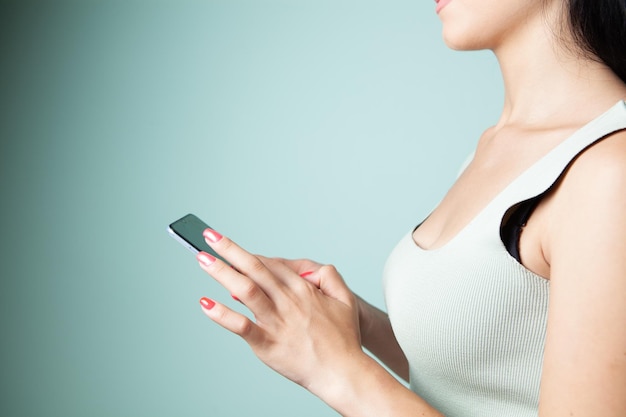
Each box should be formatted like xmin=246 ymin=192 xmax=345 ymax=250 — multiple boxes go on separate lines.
xmin=435 ymin=0 xmax=452 ymax=13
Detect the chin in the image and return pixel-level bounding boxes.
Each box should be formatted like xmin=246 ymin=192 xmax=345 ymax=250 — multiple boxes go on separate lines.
xmin=441 ymin=24 xmax=494 ymax=51
xmin=442 ymin=34 xmax=487 ymax=51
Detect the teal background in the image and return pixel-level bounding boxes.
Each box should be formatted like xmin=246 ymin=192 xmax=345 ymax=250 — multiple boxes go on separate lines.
xmin=0 ymin=1 xmax=502 ymax=416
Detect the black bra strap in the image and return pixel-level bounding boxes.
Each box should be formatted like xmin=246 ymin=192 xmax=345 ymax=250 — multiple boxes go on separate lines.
xmin=501 ymin=196 xmax=542 ymax=262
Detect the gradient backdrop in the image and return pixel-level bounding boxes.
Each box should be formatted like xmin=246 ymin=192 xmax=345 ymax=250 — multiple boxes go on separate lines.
xmin=0 ymin=1 xmax=503 ymax=416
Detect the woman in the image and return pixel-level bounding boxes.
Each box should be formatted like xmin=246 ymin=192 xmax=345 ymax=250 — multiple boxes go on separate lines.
xmin=193 ymin=0 xmax=626 ymax=415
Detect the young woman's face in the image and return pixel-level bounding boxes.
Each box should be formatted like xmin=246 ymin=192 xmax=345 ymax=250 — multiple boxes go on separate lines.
xmin=435 ymin=0 xmax=556 ymax=52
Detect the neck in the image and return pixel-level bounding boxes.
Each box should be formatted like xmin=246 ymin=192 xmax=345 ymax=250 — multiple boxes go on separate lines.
xmin=491 ymin=16 xmax=626 ymax=129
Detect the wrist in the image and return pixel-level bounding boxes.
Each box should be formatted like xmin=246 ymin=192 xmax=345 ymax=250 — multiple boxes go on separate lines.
xmin=356 ymin=295 xmax=375 ymax=342
xmin=309 ymin=351 xmax=443 ymax=417
xmin=308 ymin=350 xmax=377 ymax=415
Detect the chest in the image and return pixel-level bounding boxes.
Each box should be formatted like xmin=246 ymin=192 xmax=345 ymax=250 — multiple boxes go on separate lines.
xmin=412 ymin=131 xmax=570 ymax=278
xmin=383 ymin=233 xmax=550 ymax=414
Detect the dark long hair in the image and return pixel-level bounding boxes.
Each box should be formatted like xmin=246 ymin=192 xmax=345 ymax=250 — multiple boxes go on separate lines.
xmin=568 ymin=0 xmax=626 ymax=83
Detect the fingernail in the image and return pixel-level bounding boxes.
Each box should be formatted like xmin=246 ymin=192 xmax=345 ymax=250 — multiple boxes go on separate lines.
xmin=197 ymin=252 xmax=216 ymax=266
xmin=203 ymin=228 xmax=223 ymax=243
xmin=300 ymin=271 xmax=314 ymax=278
xmin=199 ymin=297 xmax=215 ymax=310
xmin=231 ymin=294 xmax=241 ymax=302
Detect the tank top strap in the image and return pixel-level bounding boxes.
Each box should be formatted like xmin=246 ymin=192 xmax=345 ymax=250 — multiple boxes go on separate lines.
xmin=468 ymin=100 xmax=626 ymax=245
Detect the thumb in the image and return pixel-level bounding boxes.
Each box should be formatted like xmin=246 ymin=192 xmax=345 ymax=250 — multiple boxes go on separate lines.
xmin=315 ymin=265 xmax=354 ymax=307
xmin=268 ymin=257 xmax=323 ymax=276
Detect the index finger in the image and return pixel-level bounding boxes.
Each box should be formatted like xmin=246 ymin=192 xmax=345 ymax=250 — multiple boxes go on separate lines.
xmin=272 ymin=258 xmax=323 ymax=275
xmin=265 ymin=257 xmax=324 ymax=287
xmin=202 ymin=228 xmax=282 ymax=294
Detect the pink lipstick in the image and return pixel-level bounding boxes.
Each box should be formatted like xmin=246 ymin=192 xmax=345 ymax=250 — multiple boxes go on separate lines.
xmin=435 ymin=0 xmax=452 ymax=13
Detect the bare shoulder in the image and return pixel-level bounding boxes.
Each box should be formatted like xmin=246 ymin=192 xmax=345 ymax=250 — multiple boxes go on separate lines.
xmin=554 ymin=129 xmax=626 ymax=205
xmin=544 ymin=129 xmax=626 ymax=264
xmin=570 ymin=127 xmax=626 ymax=173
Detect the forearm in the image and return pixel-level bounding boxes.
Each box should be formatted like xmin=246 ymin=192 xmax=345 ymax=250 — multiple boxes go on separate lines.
xmin=356 ymin=295 xmax=409 ymax=381
xmin=311 ymin=351 xmax=443 ymax=417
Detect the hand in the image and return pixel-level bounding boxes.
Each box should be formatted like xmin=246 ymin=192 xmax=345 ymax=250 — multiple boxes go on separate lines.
xmin=274 ymin=258 xmax=391 ymax=357
xmin=195 ymin=228 xmax=363 ymax=396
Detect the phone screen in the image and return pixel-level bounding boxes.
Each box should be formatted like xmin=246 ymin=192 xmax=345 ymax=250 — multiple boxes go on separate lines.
xmin=168 ymin=213 xmax=226 ymax=262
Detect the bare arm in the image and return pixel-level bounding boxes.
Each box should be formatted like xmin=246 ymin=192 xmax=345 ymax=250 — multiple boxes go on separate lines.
xmin=538 ymin=131 xmax=626 ymax=416
xmin=356 ymin=295 xmax=409 ymax=381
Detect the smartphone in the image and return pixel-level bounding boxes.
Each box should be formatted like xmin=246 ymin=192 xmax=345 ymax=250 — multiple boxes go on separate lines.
xmin=167 ymin=213 xmax=227 ymax=263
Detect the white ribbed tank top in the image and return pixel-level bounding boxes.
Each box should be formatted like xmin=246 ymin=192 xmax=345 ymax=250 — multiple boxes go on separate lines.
xmin=383 ymin=101 xmax=626 ymax=417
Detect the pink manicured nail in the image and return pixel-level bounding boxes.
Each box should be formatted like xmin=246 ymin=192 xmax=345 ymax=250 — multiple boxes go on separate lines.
xmin=203 ymin=228 xmax=223 ymax=243
xmin=231 ymin=294 xmax=241 ymax=302
xmin=199 ymin=297 xmax=215 ymax=310
xmin=300 ymin=271 xmax=314 ymax=278
xmin=197 ymin=252 xmax=216 ymax=266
